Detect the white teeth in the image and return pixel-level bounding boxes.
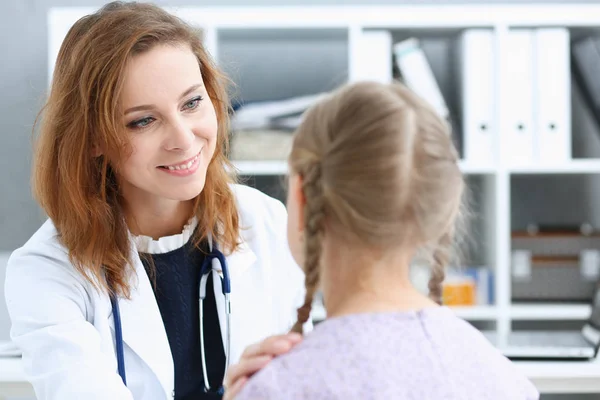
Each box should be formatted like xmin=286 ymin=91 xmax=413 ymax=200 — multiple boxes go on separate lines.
xmin=165 ymin=154 xmax=198 ymax=171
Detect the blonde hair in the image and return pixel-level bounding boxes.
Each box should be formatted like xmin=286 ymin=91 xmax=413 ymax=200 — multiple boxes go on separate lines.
xmin=289 ymin=81 xmax=466 ymax=333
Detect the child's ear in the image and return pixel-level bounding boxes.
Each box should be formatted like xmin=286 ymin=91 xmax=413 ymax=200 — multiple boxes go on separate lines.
xmin=292 ymin=174 xmax=306 ymax=235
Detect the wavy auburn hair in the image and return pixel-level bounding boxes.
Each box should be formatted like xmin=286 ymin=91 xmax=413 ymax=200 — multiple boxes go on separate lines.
xmin=33 ymin=1 xmax=239 ymax=298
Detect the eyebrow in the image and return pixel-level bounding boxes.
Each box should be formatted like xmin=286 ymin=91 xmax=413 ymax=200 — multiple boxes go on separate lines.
xmin=123 ymin=83 xmax=204 ymax=115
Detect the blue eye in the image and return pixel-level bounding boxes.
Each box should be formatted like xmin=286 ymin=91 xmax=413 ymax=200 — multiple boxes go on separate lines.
xmin=127 ymin=117 xmax=155 ymax=130
xmin=183 ymin=96 xmax=203 ymax=111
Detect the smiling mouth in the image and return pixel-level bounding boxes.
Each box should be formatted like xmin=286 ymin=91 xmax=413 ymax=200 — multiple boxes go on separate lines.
xmin=158 ymin=151 xmax=201 ymax=171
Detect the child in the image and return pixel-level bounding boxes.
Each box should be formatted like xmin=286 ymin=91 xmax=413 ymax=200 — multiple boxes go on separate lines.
xmin=234 ymin=81 xmax=539 ymax=400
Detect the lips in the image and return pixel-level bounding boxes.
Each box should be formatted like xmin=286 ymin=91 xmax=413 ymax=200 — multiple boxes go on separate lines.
xmin=158 ymin=150 xmax=201 ymax=171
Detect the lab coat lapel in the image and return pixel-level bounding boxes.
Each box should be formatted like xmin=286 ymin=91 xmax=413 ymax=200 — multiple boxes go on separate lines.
xmin=210 ymin=231 xmax=276 ymax=365
xmin=209 ymin=235 xmax=257 ymax=353
xmin=115 ymin=250 xmax=174 ymax=399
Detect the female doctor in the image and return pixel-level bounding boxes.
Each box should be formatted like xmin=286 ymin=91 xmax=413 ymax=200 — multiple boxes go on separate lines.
xmin=4 ymin=2 xmax=308 ymax=400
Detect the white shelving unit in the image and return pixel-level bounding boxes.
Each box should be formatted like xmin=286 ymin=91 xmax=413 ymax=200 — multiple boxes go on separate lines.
xmin=48 ymin=5 xmax=600 ymax=338
xmin=452 ymin=305 xmax=499 ymax=321
xmin=509 ymin=159 xmax=600 ymax=175
xmin=510 ymin=304 xmax=592 ymax=321
xmin=311 ymin=302 xmax=498 ymax=322
xmin=232 ymin=160 xmax=498 ymax=176
xmin=232 ymin=161 xmax=289 ymax=176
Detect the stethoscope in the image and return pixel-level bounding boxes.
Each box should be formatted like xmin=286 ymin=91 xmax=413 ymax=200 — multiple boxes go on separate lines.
xmin=110 ymin=242 xmax=232 ymax=394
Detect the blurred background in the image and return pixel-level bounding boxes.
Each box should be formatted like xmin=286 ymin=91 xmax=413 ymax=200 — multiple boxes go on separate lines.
xmin=4 ymin=0 xmax=600 ymax=399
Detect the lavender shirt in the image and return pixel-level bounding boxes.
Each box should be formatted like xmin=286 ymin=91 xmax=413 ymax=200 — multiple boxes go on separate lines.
xmin=236 ymin=307 xmax=539 ymax=400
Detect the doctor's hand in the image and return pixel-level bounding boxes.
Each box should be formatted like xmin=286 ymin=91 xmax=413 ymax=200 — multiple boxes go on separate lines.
xmin=223 ymin=333 xmax=303 ymax=399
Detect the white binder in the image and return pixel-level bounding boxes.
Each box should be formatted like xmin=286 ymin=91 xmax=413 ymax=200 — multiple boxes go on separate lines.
xmin=505 ymin=30 xmax=535 ymax=165
xmin=351 ymin=30 xmax=392 ymax=84
xmin=534 ymin=28 xmax=571 ymax=163
xmin=460 ymin=29 xmax=496 ymax=165
xmin=393 ymin=37 xmax=449 ymax=121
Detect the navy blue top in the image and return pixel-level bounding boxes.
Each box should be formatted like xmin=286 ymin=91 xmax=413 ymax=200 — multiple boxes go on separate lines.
xmin=141 ymin=238 xmax=225 ymax=400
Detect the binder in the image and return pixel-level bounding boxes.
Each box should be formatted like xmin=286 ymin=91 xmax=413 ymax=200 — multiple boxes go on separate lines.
xmin=534 ymin=28 xmax=571 ymax=163
xmin=352 ymin=30 xmax=393 ymax=84
xmin=393 ymin=37 xmax=450 ymax=121
xmin=572 ymin=35 xmax=600 ymax=131
xmin=230 ymin=93 xmax=325 ymax=131
xmin=459 ymin=29 xmax=496 ymax=165
xmin=505 ymin=30 xmax=535 ymax=165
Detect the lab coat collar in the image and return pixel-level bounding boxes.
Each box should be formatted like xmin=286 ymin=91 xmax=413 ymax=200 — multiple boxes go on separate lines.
xmin=207 ymin=231 xmax=257 ymax=279
xmin=111 ymin=227 xmax=258 ymax=399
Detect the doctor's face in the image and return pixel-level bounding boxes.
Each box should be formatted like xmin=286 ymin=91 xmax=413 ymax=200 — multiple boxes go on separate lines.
xmin=115 ymin=43 xmax=218 ymax=204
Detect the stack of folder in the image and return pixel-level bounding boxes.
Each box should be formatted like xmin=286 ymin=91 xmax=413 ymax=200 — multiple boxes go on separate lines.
xmin=351 ymin=28 xmax=574 ymax=166
xmin=504 ymin=28 xmax=571 ymax=165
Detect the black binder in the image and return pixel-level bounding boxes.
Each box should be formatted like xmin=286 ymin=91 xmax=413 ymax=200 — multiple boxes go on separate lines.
xmin=572 ymin=35 xmax=600 ymax=129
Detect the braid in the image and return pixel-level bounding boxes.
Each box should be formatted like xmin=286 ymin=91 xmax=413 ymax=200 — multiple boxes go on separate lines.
xmin=428 ymin=232 xmax=451 ymax=305
xmin=290 ymin=162 xmax=325 ymax=334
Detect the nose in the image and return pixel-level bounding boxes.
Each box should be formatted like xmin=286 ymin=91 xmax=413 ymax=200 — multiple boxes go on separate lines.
xmin=163 ymin=117 xmax=194 ymax=152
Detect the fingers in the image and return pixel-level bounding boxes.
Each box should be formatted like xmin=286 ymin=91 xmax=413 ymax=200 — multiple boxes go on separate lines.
xmin=224 ymin=355 xmax=271 ymax=390
xmin=240 ymin=333 xmax=303 ymax=359
xmin=223 ymin=376 xmax=248 ymax=400
xmin=223 ymin=332 xmax=304 ymax=396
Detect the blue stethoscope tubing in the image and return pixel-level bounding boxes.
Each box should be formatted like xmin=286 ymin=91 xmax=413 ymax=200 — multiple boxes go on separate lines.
xmin=199 ymin=243 xmax=231 ymax=393
xmin=110 ymin=242 xmax=231 ymax=394
xmin=110 ymin=294 xmax=127 ymax=386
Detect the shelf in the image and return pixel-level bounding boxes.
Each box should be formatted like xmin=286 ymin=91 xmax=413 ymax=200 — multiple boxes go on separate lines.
xmin=172 ymin=5 xmax=600 ymax=29
xmin=457 ymin=161 xmax=497 ymax=175
xmin=233 ymin=160 xmax=600 ymax=175
xmin=510 ymin=304 xmax=591 ymax=321
xmin=232 ymin=160 xmax=496 ymax=176
xmin=509 ymin=159 xmax=600 ymax=175
xmin=311 ymin=303 xmax=326 ymax=321
xmin=450 ymin=305 xmax=497 ymax=320
xmin=313 ymin=304 xmax=593 ymax=322
xmin=311 ymin=304 xmax=497 ymax=322
xmin=232 ymin=160 xmax=288 ymax=175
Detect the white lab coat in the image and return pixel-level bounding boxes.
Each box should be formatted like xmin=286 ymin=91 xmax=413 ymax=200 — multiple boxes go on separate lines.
xmin=4 ymin=184 xmax=309 ymax=400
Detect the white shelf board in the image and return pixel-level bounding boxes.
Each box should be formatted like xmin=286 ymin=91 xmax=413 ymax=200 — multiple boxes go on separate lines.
xmin=509 ymin=159 xmax=600 ymax=175
xmin=312 ymin=303 xmax=326 ymax=321
xmin=232 ymin=160 xmax=288 ymax=175
xmin=311 ymin=304 xmax=497 ymax=322
xmin=514 ymin=359 xmax=600 ymax=394
xmin=450 ymin=305 xmax=498 ymax=320
xmin=232 ymin=160 xmax=495 ymax=176
xmin=510 ymin=304 xmax=591 ymax=321
xmin=50 ymin=5 xmax=600 ymax=32
xmin=457 ymin=161 xmax=497 ymax=175
xmin=314 ymin=304 xmax=591 ymax=322
xmin=171 ymin=5 xmax=600 ymax=29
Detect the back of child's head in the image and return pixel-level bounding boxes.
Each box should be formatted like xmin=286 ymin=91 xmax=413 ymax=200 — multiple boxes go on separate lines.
xmin=289 ymin=81 xmax=465 ymax=333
